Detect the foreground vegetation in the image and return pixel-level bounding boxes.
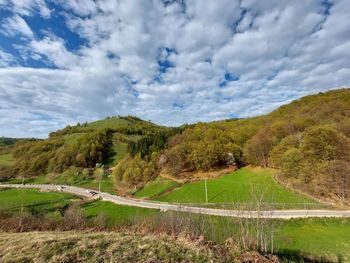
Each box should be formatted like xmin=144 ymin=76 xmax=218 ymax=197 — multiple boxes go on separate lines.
xmin=0 ymin=188 xmax=349 ymax=261
xmin=0 ymin=231 xmax=277 ymax=263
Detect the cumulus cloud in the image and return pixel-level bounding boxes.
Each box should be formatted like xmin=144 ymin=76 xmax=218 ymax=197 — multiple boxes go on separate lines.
xmin=0 ymin=0 xmax=350 ymax=137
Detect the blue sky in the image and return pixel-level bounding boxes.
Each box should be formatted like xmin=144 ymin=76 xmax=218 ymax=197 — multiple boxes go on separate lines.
xmin=0 ymin=0 xmax=349 ymax=138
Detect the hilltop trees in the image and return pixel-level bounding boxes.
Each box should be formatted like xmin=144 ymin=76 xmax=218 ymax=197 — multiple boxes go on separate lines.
xmin=13 ymin=129 xmax=112 ymax=176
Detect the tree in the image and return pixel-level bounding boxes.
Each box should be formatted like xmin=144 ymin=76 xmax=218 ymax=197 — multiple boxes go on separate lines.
xmin=328 ymin=160 xmax=350 ymax=203
xmin=280 ymin=148 xmax=302 ymax=178
xmin=244 ymin=127 xmax=274 ymax=167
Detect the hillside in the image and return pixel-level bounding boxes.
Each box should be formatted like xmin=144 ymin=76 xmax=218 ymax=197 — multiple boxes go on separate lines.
xmin=114 ymin=88 xmax=350 ymax=204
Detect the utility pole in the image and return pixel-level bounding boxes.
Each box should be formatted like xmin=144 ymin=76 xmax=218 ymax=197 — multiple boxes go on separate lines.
xmin=205 ymin=179 xmax=208 ymax=203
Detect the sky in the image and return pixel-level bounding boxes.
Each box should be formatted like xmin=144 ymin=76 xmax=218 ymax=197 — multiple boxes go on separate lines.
xmin=0 ymin=0 xmax=350 ymax=138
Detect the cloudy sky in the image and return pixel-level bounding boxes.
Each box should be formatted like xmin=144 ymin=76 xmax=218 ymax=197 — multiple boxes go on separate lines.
xmin=0 ymin=0 xmax=349 ymax=138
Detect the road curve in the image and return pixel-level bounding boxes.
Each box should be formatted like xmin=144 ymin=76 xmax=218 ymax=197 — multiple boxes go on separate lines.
xmin=1 ymin=183 xmax=350 ymax=219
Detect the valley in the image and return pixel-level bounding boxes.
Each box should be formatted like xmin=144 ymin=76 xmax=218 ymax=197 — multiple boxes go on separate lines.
xmin=1 ymin=89 xmax=350 ymax=262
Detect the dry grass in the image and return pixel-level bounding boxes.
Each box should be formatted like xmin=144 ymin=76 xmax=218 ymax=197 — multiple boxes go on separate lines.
xmin=0 ymin=231 xmax=278 ymax=263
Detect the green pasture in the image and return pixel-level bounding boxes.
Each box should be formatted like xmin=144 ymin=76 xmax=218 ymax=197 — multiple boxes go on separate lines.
xmin=155 ymin=167 xmax=322 ymax=209
xmin=0 ymin=188 xmax=75 ymax=212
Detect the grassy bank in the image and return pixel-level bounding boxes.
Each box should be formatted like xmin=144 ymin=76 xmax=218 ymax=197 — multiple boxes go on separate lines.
xmin=134 ymin=177 xmax=179 ymax=198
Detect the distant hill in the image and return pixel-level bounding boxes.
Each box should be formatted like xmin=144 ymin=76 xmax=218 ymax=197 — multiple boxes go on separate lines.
xmin=11 ymin=116 xmax=175 ymax=177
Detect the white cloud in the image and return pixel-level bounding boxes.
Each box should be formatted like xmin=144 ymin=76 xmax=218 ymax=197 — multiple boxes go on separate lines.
xmin=0 ymin=49 xmax=16 ymax=67
xmin=1 ymin=15 xmax=34 ymax=38
xmin=0 ymin=0 xmax=350 ymax=137
xmin=0 ymin=0 xmax=51 ymax=18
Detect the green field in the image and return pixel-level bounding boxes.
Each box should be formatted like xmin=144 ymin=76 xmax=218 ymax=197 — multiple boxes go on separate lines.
xmin=0 ymin=188 xmax=75 ymax=211
xmin=0 ymin=153 xmax=15 ymax=167
xmin=82 ymin=201 xmax=157 ymax=225
xmin=155 ymin=167 xmax=321 ymax=209
xmin=134 ymin=177 xmax=179 ymax=198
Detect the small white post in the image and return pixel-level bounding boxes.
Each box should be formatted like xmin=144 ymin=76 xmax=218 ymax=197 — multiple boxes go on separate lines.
xmin=205 ymin=179 xmax=208 ymax=203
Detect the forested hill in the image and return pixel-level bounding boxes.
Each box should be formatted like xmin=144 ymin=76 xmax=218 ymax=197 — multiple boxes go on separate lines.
xmin=10 ymin=116 xmax=178 ymax=177
xmin=113 ymin=88 xmax=350 ymax=203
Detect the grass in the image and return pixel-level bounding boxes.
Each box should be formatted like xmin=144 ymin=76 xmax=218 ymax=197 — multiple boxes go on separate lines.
xmin=81 ymin=201 xmax=350 ymax=261
xmin=80 ymin=117 xmax=132 ymax=131
xmin=277 ymin=218 xmax=350 ymax=261
xmin=106 ymin=142 xmax=128 ymax=165
xmin=82 ymin=200 xmax=157 ymax=225
xmin=134 ymin=177 xmax=179 ymax=198
xmin=0 ymin=231 xmax=218 ymax=262
xmin=0 ymin=188 xmax=76 ymax=211
xmin=155 ymin=167 xmax=322 ymax=209
xmin=0 ymin=153 xmax=15 ymax=167
xmin=0 ymin=186 xmax=349 ymax=261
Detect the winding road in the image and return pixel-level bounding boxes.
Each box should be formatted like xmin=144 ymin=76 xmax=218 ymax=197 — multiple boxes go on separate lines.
xmin=1 ymin=183 xmax=350 ymax=219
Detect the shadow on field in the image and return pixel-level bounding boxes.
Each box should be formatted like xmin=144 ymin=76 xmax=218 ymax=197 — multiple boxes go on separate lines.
xmin=277 ymin=249 xmax=343 ymax=263
xmin=208 ymin=190 xmax=226 ymax=202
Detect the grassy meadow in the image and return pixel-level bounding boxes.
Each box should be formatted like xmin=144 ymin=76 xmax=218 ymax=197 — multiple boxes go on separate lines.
xmin=82 ymin=201 xmax=157 ymax=225
xmin=154 ymin=167 xmax=321 ymax=209
xmin=0 ymin=188 xmax=75 ymax=211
